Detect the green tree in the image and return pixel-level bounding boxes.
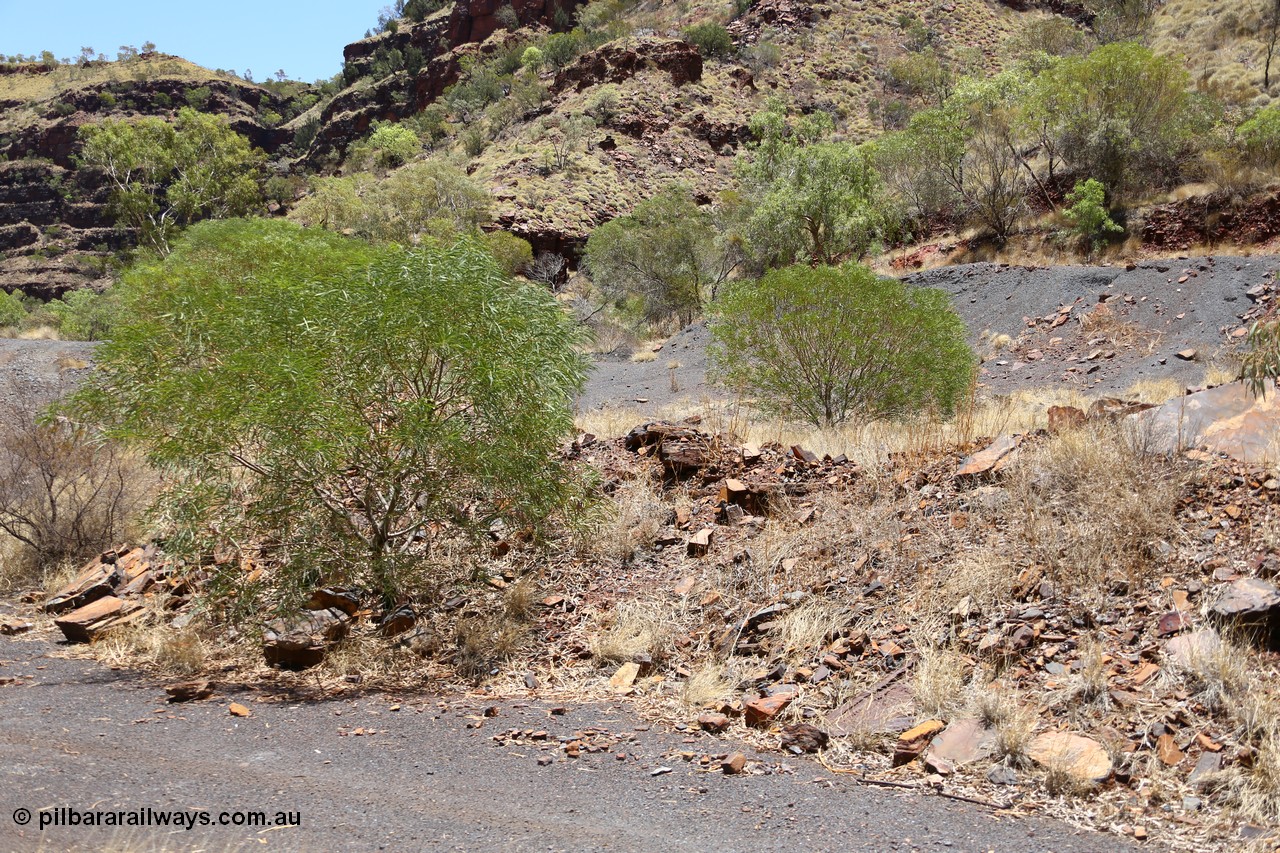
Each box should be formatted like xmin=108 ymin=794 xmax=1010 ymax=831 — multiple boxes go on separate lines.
xmin=1085 ymin=0 xmax=1160 ymax=44
xmin=1063 ymin=178 xmax=1123 ymax=246
xmin=484 ymin=230 xmax=533 ymax=276
xmin=69 ymin=219 xmax=590 ymax=605
xmin=290 ymin=161 xmax=491 ymax=245
xmin=710 ymin=263 xmax=974 ymax=426
xmin=1025 ymin=43 xmax=1207 ymax=192
xmin=682 ymin=22 xmax=734 ymax=58
xmin=78 ymin=107 xmax=265 ymax=256
xmin=585 ymin=186 xmax=738 ymax=326
xmin=520 ymin=46 xmax=545 ymax=70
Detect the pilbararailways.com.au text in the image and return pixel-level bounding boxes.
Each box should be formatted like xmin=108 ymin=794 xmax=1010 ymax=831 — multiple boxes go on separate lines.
xmin=14 ymin=806 xmax=301 ymax=831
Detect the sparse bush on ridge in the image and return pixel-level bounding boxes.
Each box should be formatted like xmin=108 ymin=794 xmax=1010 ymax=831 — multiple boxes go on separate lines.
xmin=682 ymin=21 xmax=734 ymax=59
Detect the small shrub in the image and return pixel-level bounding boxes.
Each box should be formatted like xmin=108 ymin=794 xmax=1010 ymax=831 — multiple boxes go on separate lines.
xmin=0 ymin=394 xmax=148 ymax=587
xmin=0 ymin=290 xmax=24 ymax=329
xmin=47 ymin=288 xmax=122 ymax=341
xmin=483 ymin=230 xmax=533 ymax=276
xmin=710 ymin=263 xmax=975 ymax=426
xmin=368 ymin=122 xmax=420 ymax=168
xmin=1063 ymin=178 xmax=1123 ymax=246
xmin=682 ymin=21 xmax=734 ymax=59
xmin=542 ymin=30 xmax=586 ymax=68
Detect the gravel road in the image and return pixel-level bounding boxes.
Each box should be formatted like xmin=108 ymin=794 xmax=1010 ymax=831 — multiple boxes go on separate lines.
xmin=0 ymin=635 xmax=1128 ymax=853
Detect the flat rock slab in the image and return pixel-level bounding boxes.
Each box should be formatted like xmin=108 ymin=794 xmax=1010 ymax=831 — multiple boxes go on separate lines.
xmin=53 ymin=595 xmax=145 ymax=643
xmin=1165 ymin=630 xmax=1222 ymax=668
xmin=956 ymin=434 xmax=1023 ymax=478
xmin=1026 ymin=732 xmax=1112 ymax=782
xmin=1212 ymin=578 xmax=1280 ymax=618
xmin=1132 ymin=380 xmax=1280 ymax=463
xmin=926 ymin=718 xmax=995 ymax=774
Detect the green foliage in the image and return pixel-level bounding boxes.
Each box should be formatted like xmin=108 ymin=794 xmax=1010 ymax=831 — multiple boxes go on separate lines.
xmin=521 ymin=46 xmax=545 ymax=70
xmin=47 ymin=289 xmax=123 ymax=341
xmin=710 ymin=263 xmax=974 ymax=426
xmin=70 ymin=219 xmax=590 ymax=606
xmin=484 ymin=230 xmax=533 ymax=276
xmin=78 ymin=107 xmax=265 ymax=256
xmin=1063 ymin=178 xmax=1123 ymax=245
xmin=461 ymin=124 xmax=488 ymax=157
xmin=1238 ymin=107 xmax=1280 ymax=169
xmin=290 ymin=160 xmax=491 ymax=245
xmin=584 ymin=84 xmax=620 ymax=123
xmin=585 ymin=186 xmax=739 ymax=327
xmin=0 ymin=290 xmax=24 ymax=329
xmin=1025 ymin=43 xmax=1206 ymax=192
xmin=404 ymin=0 xmax=445 ymax=21
xmin=182 ymin=86 xmax=210 ymax=109
xmin=886 ymin=50 xmax=954 ymax=107
xmin=1241 ymin=317 xmax=1280 ymax=397
xmin=682 ymin=22 xmax=734 ymax=59
xmin=368 ymin=121 xmax=421 ymax=168
xmin=542 ymin=30 xmax=588 ymax=68
xmin=1004 ymin=16 xmax=1087 ymax=61
xmin=739 ymin=101 xmax=895 ymax=265
xmin=1085 ymin=0 xmax=1159 ymax=44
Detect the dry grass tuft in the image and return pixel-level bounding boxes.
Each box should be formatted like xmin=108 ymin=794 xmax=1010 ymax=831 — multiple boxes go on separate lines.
xmin=775 ymin=600 xmax=851 ymax=665
xmin=975 ymin=686 xmax=1038 ymax=767
xmin=1004 ymin=421 xmax=1182 ymax=606
xmin=913 ymin=642 xmax=968 ymax=719
xmin=588 ymin=478 xmax=668 ymax=563
xmin=454 ymin=616 xmax=527 ymax=679
xmin=590 ymin=601 xmax=673 ymax=665
xmin=682 ymin=661 xmax=736 ymax=709
xmin=503 ymin=577 xmax=540 ymax=623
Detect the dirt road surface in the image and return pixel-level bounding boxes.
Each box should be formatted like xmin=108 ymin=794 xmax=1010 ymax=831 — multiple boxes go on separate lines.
xmin=0 ymin=636 xmax=1130 ymax=853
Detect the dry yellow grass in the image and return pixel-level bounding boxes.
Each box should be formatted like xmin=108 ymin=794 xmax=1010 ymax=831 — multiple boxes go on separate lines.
xmin=589 ymin=601 xmax=674 ymax=665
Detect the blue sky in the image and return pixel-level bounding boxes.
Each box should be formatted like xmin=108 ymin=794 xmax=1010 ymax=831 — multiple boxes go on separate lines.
xmin=0 ymin=0 xmax=385 ymax=82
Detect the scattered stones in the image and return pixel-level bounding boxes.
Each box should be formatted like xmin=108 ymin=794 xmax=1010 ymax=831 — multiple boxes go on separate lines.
xmin=1165 ymin=629 xmax=1221 ymax=668
xmin=0 ymin=618 xmax=33 ymax=635
xmin=893 ymin=719 xmax=945 ymax=767
xmin=1133 ymin=379 xmax=1280 ymax=463
xmin=986 ymin=765 xmax=1019 ymax=786
xmin=925 ymin=718 xmax=995 ymax=774
xmin=687 ymin=528 xmax=714 ymax=557
xmin=956 ymin=434 xmax=1023 ymax=478
xmin=53 ymin=595 xmax=145 ymax=643
xmin=1047 ymin=405 xmax=1087 ymax=434
xmin=609 ymin=662 xmax=641 ymax=690
xmin=1188 ymin=751 xmax=1222 ymax=789
xmin=1156 ymin=734 xmax=1185 ymax=766
xmin=722 ymin=752 xmax=747 ymax=774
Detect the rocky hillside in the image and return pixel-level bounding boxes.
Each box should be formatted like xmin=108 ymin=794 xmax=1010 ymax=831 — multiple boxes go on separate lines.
xmin=0 ymin=54 xmax=297 ymax=296
xmin=290 ymin=0 xmax=1028 ymax=256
